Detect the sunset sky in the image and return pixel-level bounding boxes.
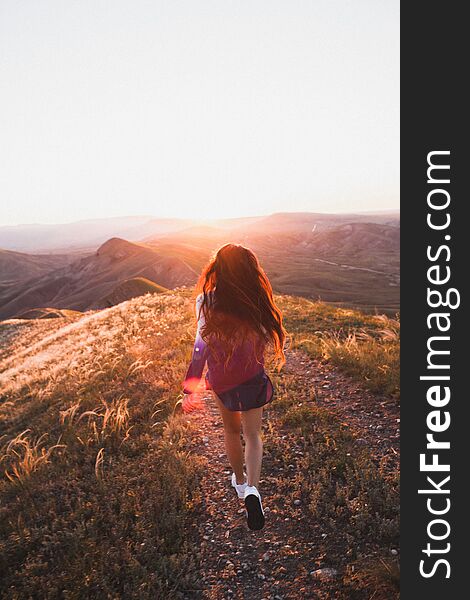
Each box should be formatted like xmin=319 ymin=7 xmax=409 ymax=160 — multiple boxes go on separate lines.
xmin=0 ymin=1 xmax=399 ymax=226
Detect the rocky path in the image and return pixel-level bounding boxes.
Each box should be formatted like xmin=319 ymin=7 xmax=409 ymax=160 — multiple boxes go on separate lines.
xmin=285 ymin=351 xmax=400 ymax=474
xmin=182 ymin=350 xmax=400 ymax=599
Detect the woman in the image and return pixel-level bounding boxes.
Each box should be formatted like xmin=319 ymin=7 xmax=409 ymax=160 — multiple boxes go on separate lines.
xmin=182 ymin=243 xmax=286 ymax=531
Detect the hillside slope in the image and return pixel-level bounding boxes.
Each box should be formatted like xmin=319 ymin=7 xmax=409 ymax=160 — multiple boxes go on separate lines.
xmin=0 ymin=238 xmax=197 ymax=320
xmin=94 ymin=277 xmax=168 ymax=308
xmin=1 ymin=214 xmax=400 ymax=320
xmin=148 ymin=221 xmax=400 ymax=312
xmin=0 ymin=248 xmax=79 ymax=285
xmin=0 ymin=290 xmax=399 ymax=599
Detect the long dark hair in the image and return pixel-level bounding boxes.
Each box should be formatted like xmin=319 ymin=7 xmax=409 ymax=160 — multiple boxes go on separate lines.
xmin=196 ymin=244 xmax=286 ymax=367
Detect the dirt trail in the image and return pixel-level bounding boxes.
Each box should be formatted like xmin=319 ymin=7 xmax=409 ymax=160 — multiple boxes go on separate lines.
xmin=285 ymin=351 xmax=400 ymax=474
xmin=183 ymin=349 xmax=399 ymax=600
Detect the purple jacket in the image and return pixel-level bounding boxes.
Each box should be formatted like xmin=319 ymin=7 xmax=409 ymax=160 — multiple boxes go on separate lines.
xmin=182 ymin=293 xmax=267 ymax=396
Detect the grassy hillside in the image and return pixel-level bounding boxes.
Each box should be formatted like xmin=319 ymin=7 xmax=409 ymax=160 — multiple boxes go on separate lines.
xmin=0 ymin=291 xmax=204 ymax=598
xmin=0 ymin=290 xmax=399 ymax=598
xmin=95 ymin=277 xmax=168 ymax=308
xmin=277 ymin=296 xmax=400 ymax=398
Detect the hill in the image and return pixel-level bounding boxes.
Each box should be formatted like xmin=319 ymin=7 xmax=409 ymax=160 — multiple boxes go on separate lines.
xmin=0 ymin=248 xmax=79 ymax=285
xmin=227 ymin=210 xmax=400 ymax=235
xmin=0 ymin=212 xmax=399 ymax=253
xmin=0 ymin=238 xmax=197 ymax=320
xmin=0 ymin=289 xmax=399 ymax=599
xmin=1 ymin=212 xmax=400 ymax=320
xmin=147 ymin=219 xmax=400 ymax=313
xmin=13 ymin=307 xmax=83 ymax=320
xmin=95 ymin=277 xmax=168 ymax=308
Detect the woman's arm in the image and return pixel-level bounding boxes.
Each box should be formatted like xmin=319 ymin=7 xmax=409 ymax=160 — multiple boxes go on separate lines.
xmin=182 ymin=294 xmax=209 ymax=394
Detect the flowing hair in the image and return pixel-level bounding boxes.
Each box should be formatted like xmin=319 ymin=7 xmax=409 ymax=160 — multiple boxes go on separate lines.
xmin=196 ymin=244 xmax=286 ymax=368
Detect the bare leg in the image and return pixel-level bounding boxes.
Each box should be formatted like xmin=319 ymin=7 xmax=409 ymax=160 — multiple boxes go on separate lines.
xmin=241 ymin=406 xmax=264 ymax=488
xmin=213 ymin=394 xmax=244 ymax=484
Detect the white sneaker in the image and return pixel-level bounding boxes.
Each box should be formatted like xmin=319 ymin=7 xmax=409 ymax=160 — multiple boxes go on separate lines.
xmin=231 ymin=472 xmax=247 ymax=499
xmin=244 ymin=485 xmax=265 ymax=530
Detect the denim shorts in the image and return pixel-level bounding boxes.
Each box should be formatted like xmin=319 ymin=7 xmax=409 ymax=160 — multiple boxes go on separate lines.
xmin=205 ymin=369 xmax=274 ymax=412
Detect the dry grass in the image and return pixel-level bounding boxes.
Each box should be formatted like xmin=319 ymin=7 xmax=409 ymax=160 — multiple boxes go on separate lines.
xmin=277 ymin=296 xmax=400 ymax=398
xmin=0 ymin=289 xmax=399 ymax=598
xmin=78 ymin=396 xmax=131 ymax=446
xmin=321 ymin=331 xmax=399 ymax=397
xmin=266 ymin=371 xmax=400 ymax=599
xmin=0 ymin=429 xmax=65 ymax=485
xmin=0 ymin=288 xmax=206 ymax=598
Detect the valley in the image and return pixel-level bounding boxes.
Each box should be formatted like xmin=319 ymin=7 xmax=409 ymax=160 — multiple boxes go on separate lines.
xmin=0 ymin=212 xmax=400 ymax=320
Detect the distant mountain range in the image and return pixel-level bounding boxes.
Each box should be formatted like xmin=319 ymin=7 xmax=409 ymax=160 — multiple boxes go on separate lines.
xmin=0 ymin=216 xmax=196 ymax=252
xmin=0 ymin=212 xmax=399 ymax=252
xmin=0 ymin=212 xmax=400 ymax=319
xmin=145 ymin=214 xmax=400 ymax=312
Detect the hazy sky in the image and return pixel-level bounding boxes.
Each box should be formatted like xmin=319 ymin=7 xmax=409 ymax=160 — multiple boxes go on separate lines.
xmin=0 ymin=1 xmax=399 ymax=226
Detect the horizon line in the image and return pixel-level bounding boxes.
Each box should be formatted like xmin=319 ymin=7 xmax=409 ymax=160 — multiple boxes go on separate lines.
xmin=0 ymin=207 xmax=400 ymax=229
